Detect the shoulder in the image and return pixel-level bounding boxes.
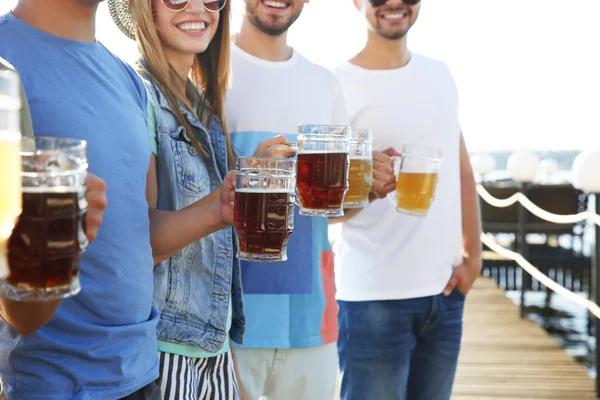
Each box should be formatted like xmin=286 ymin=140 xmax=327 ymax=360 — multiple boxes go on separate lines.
xmin=412 ymin=53 xmax=455 ymax=79
xmin=0 ymin=14 xmax=30 ymax=60
xmin=295 ymin=52 xmax=343 ymax=90
xmin=0 ymin=13 xmax=16 ymax=37
xmin=97 ymin=44 xmax=148 ymax=107
xmin=297 ymin=53 xmax=338 ymax=80
xmin=334 ymin=62 xmax=358 ymax=84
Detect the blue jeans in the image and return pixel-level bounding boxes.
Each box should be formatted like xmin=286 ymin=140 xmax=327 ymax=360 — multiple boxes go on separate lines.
xmin=337 ymin=289 xmax=465 ymax=400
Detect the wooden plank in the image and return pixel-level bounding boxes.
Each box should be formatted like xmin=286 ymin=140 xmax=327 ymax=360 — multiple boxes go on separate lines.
xmin=452 ymin=278 xmax=596 ymax=399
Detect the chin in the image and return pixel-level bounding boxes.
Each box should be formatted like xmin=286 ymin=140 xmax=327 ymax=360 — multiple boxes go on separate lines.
xmin=179 ymin=42 xmax=212 ymax=54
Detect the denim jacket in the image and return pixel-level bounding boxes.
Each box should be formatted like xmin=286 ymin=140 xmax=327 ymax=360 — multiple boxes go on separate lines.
xmin=141 ymin=67 xmax=245 ymax=351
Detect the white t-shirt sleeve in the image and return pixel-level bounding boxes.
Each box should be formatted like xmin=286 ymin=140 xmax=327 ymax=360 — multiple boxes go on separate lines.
xmin=332 ymin=81 xmax=350 ymax=125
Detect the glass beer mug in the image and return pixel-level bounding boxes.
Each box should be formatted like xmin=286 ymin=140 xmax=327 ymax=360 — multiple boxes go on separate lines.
xmin=389 ymin=144 xmax=443 ymax=217
xmin=2 ymin=137 xmax=88 ymax=301
xmin=0 ymin=70 xmax=22 ymax=280
xmin=296 ymin=125 xmax=351 ymax=217
xmin=344 ymin=129 xmax=373 ymax=209
xmin=234 ymin=157 xmax=297 ymax=263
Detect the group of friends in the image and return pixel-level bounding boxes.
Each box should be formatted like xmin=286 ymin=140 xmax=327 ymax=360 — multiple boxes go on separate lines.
xmin=0 ymin=0 xmax=482 ymax=399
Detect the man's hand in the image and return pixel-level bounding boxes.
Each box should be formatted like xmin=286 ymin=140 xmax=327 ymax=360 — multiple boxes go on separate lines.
xmin=218 ymin=171 xmax=236 ymax=226
xmin=85 ymin=173 xmax=107 ymax=243
xmin=370 ymin=148 xmax=398 ymax=199
xmin=443 ymin=259 xmax=482 ymax=297
xmin=252 ymin=135 xmax=296 ymax=159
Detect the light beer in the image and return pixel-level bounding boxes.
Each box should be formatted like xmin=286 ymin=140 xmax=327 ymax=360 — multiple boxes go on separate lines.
xmin=234 ymin=189 xmax=294 ymax=262
xmin=395 ymin=172 xmax=439 ymax=215
xmin=345 ymin=157 xmax=373 ymax=208
xmin=296 ymin=151 xmax=349 ymax=213
xmin=0 ymin=133 xmax=21 ymax=279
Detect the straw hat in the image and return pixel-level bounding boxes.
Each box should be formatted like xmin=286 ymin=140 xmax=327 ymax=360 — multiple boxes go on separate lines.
xmin=108 ymin=0 xmax=135 ymax=40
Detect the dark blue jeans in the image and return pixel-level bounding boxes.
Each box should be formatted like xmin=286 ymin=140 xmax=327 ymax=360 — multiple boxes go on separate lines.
xmin=338 ymin=289 xmax=465 ymax=400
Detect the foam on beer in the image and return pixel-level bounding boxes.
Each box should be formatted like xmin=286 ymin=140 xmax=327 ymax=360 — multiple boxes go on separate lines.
xmin=235 ymin=188 xmax=294 ymax=193
xmin=297 ymin=150 xmax=349 ymax=154
xmin=21 ymin=186 xmax=84 ymax=193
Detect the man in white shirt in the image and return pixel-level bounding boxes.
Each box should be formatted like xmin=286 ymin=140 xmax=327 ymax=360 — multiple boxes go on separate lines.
xmin=333 ymin=0 xmax=482 ymax=399
xmin=225 ymin=1 xmax=348 ymax=399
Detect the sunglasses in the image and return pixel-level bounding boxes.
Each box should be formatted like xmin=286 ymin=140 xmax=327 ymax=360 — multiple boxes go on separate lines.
xmin=368 ymin=0 xmax=420 ymax=8
xmin=161 ymin=0 xmax=227 ymax=13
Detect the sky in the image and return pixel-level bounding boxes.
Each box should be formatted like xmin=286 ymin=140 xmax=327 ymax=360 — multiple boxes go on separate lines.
xmin=2 ymin=0 xmax=600 ymax=152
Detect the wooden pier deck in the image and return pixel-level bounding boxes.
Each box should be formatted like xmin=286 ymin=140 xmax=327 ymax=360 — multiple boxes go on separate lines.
xmin=452 ymin=278 xmax=596 ymax=400
xmin=334 ymin=278 xmax=596 ymax=399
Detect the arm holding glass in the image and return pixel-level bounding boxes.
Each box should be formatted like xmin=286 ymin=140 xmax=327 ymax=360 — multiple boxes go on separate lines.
xmin=146 ymin=154 xmax=236 ymax=265
xmin=329 ymin=147 xmax=397 ymax=224
xmin=0 ymin=131 xmax=55 ymax=336
xmin=0 ymin=172 xmax=107 ymax=335
xmin=146 ymin=135 xmax=290 ymax=265
xmin=0 ymin=69 xmax=107 ymax=333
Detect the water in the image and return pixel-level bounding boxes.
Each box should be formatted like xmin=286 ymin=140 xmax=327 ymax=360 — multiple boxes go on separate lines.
xmin=506 ymin=290 xmax=595 ymax=376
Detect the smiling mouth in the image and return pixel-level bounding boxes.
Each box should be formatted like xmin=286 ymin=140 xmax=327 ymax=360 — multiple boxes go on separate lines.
xmin=261 ymin=0 xmax=290 ymax=10
xmin=379 ymin=11 xmax=407 ymax=20
xmin=176 ymin=21 xmax=207 ymax=33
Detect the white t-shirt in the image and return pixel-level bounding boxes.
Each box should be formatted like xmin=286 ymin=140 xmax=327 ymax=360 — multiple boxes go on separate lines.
xmin=334 ymin=53 xmax=463 ymax=302
xmin=225 ymin=44 xmax=348 ymax=135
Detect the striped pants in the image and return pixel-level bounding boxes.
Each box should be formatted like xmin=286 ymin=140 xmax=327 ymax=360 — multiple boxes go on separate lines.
xmin=159 ymin=351 xmax=240 ymax=400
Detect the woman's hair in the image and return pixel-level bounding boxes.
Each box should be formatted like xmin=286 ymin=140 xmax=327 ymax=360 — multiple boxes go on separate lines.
xmin=131 ymin=0 xmax=236 ymax=170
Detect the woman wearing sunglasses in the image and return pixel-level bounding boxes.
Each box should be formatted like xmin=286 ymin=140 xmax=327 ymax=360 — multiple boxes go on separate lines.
xmin=106 ymin=0 xmax=271 ymax=398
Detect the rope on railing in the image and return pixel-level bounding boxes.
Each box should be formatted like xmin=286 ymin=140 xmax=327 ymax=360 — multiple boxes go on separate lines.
xmin=481 ymin=233 xmax=600 ymax=319
xmin=477 ymin=184 xmax=600 ymax=226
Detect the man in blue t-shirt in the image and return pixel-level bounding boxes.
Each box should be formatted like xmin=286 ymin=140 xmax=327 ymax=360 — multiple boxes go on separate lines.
xmin=0 ymin=1 xmax=161 ymax=398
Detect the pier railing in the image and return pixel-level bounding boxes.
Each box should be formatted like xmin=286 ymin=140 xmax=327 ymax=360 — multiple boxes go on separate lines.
xmin=478 ymin=183 xmax=600 ymax=395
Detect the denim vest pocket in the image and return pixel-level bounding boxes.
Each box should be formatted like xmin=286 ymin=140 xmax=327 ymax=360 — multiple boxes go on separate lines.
xmin=161 ymin=125 xmax=211 ymax=199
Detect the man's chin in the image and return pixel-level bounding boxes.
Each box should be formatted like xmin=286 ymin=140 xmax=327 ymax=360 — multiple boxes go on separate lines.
xmin=251 ymin=17 xmax=290 ymax=37
xmin=376 ymin=29 xmax=408 ymax=41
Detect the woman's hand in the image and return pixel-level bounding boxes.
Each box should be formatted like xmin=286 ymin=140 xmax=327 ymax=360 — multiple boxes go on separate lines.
xmin=218 ymin=171 xmax=237 ymax=226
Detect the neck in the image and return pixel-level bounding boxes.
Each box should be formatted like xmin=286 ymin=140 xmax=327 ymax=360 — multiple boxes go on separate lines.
xmin=13 ymin=0 xmax=98 ymax=43
xmin=235 ymin=18 xmax=292 ymax=62
xmin=351 ymin=31 xmax=410 ymax=70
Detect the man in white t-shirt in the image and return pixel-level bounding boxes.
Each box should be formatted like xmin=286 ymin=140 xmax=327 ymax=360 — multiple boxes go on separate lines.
xmin=333 ymin=0 xmax=482 ymax=399
xmin=224 ymin=1 xmax=348 ymax=399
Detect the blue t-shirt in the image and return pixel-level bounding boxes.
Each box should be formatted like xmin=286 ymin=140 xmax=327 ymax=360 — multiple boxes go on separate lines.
xmin=0 ymin=13 xmax=159 ymax=399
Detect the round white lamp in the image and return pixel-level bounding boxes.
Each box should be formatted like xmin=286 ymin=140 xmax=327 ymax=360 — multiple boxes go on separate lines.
xmin=572 ymin=150 xmax=600 ymax=193
xmin=507 ymin=151 xmax=540 ymax=183
xmin=540 ymin=158 xmax=559 ymax=176
xmin=470 ymin=153 xmax=496 ymax=178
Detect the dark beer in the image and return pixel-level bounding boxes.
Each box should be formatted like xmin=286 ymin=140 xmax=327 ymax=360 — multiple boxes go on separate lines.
xmin=234 ymin=190 xmax=294 ymax=261
xmin=296 ymin=151 xmax=349 ymax=211
xmin=7 ymin=189 xmax=86 ymax=289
